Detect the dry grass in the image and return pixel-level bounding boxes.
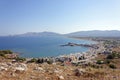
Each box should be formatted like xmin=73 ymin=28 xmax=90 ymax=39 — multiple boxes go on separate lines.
xmin=0 ymin=61 xmax=120 ymax=80
xmin=0 ymin=49 xmax=120 ymax=80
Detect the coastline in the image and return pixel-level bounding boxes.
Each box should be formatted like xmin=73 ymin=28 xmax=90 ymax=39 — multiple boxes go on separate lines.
xmin=24 ymin=37 xmax=100 ymax=65
xmin=11 ymin=36 xmax=96 ymax=58
xmin=0 ymin=37 xmax=120 ymax=80
xmin=21 ymin=37 xmax=100 ymax=61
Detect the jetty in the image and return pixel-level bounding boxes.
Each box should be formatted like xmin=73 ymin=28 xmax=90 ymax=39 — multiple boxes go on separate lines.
xmin=60 ymin=42 xmax=99 ymax=49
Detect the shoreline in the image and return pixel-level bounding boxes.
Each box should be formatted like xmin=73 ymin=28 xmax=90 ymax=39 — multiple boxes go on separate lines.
xmin=16 ymin=37 xmax=100 ymax=61
xmin=0 ymin=37 xmax=120 ymax=80
xmin=24 ymin=38 xmax=101 ymax=64
xmin=0 ymin=37 xmax=101 ymax=64
xmin=49 ymin=37 xmax=108 ymax=66
xmin=13 ymin=37 xmax=97 ymax=58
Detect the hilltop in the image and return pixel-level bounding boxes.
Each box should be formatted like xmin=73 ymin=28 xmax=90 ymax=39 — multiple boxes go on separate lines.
xmin=12 ymin=31 xmax=62 ymax=37
xmin=65 ymin=30 xmax=120 ymax=37
xmin=1 ymin=30 xmax=120 ymax=38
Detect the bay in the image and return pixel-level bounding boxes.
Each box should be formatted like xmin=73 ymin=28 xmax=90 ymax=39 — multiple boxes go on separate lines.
xmin=0 ymin=36 xmax=94 ymax=58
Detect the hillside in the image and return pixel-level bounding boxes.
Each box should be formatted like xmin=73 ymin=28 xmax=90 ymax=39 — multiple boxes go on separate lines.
xmin=1 ymin=30 xmax=120 ymax=38
xmin=65 ymin=30 xmax=120 ymax=37
xmin=13 ymin=31 xmax=62 ymax=37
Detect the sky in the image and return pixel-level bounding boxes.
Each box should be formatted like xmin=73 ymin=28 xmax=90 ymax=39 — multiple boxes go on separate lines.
xmin=0 ymin=0 xmax=120 ymax=35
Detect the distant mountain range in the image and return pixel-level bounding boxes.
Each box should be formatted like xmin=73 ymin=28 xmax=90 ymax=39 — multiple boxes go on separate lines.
xmin=13 ymin=31 xmax=61 ymax=37
xmin=3 ymin=30 xmax=120 ymax=37
xmin=65 ymin=30 xmax=120 ymax=37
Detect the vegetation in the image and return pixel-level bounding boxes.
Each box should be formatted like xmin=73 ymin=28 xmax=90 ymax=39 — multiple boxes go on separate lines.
xmin=15 ymin=57 xmax=26 ymax=62
xmin=36 ymin=58 xmax=44 ymax=63
xmin=91 ymin=64 xmax=103 ymax=69
xmin=27 ymin=58 xmax=37 ymax=63
xmin=109 ymin=64 xmax=116 ymax=69
xmin=106 ymin=51 xmax=120 ymax=59
xmin=106 ymin=54 xmax=114 ymax=59
xmin=0 ymin=53 xmax=5 ymax=57
xmin=96 ymin=60 xmax=104 ymax=64
xmin=47 ymin=59 xmax=53 ymax=64
xmin=0 ymin=50 xmax=13 ymax=57
xmin=104 ymin=60 xmax=110 ymax=64
xmin=0 ymin=50 xmax=13 ymax=54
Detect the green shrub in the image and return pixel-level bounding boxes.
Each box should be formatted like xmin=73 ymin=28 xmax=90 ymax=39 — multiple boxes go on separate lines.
xmin=106 ymin=51 xmax=119 ymax=59
xmin=91 ymin=64 xmax=100 ymax=69
xmin=96 ymin=60 xmax=104 ymax=64
xmin=29 ymin=58 xmax=37 ymax=63
xmin=117 ymin=53 xmax=120 ymax=58
xmin=106 ymin=54 xmax=114 ymax=59
xmin=0 ymin=53 xmax=5 ymax=57
xmin=0 ymin=50 xmax=13 ymax=57
xmin=16 ymin=57 xmax=26 ymax=62
xmin=0 ymin=50 xmax=13 ymax=54
xmin=36 ymin=58 xmax=44 ymax=63
xmin=105 ymin=60 xmax=110 ymax=64
xmin=47 ymin=59 xmax=53 ymax=64
xmin=109 ymin=64 xmax=116 ymax=69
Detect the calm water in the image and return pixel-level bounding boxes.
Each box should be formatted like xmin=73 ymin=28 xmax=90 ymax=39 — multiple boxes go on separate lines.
xmin=0 ymin=36 xmax=94 ymax=58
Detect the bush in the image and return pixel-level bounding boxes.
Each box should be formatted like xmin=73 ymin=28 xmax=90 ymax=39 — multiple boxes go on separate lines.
xmin=47 ymin=60 xmax=53 ymax=64
xmin=0 ymin=50 xmax=13 ymax=54
xmin=109 ymin=64 xmax=116 ymax=69
xmin=0 ymin=50 xmax=13 ymax=57
xmin=0 ymin=53 xmax=5 ymax=57
xmin=16 ymin=57 xmax=26 ymax=62
xmin=106 ymin=54 xmax=114 ymax=59
xmin=91 ymin=64 xmax=100 ymax=69
xmin=105 ymin=60 xmax=110 ymax=64
xmin=36 ymin=58 xmax=44 ymax=63
xmin=74 ymin=69 xmax=81 ymax=76
xmin=96 ymin=60 xmax=104 ymax=64
xmin=117 ymin=53 xmax=120 ymax=58
xmin=29 ymin=58 xmax=37 ymax=63
xmin=107 ymin=52 xmax=120 ymax=59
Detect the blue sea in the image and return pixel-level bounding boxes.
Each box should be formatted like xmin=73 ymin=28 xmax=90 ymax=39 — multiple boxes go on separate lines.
xmin=0 ymin=36 xmax=94 ymax=58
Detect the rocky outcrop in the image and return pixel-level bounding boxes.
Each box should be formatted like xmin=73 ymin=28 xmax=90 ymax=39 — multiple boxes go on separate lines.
xmin=14 ymin=63 xmax=27 ymax=73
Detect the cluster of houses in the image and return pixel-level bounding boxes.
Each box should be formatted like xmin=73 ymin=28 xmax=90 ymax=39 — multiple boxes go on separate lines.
xmin=55 ymin=50 xmax=97 ymax=65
